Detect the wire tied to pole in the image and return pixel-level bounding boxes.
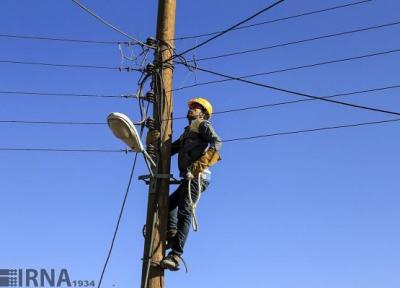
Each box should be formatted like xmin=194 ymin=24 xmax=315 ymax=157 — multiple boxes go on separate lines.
xmin=71 ymin=0 xmax=150 ymax=48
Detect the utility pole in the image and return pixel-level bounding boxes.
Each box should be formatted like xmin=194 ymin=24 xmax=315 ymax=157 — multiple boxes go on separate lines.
xmin=141 ymin=1 xmax=176 ymax=288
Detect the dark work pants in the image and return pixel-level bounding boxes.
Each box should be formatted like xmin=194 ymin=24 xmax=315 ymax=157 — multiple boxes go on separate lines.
xmin=168 ymin=178 xmax=209 ymax=256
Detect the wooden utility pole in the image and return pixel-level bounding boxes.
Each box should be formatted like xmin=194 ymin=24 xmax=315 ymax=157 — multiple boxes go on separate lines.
xmin=141 ymin=1 xmax=176 ymax=288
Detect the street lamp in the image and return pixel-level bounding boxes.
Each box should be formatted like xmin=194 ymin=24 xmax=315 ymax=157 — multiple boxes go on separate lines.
xmin=107 ymin=112 xmax=155 ymax=174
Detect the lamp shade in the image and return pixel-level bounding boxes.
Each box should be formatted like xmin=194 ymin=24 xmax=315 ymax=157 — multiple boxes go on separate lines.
xmin=107 ymin=112 xmax=144 ymax=152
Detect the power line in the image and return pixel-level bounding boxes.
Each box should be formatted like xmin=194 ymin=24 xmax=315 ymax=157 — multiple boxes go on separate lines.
xmin=174 ymin=48 xmax=400 ymax=92
xmin=172 ymin=85 xmax=400 ymax=119
xmin=0 ymin=119 xmax=142 ymax=126
xmin=97 ymin=152 xmax=139 ymax=288
xmin=175 ymin=0 xmax=285 ymax=58
xmin=0 ymin=59 xmax=143 ymax=72
xmin=1 ymin=1 xmax=372 ymax=45
xmin=96 ymin=101 xmax=147 ymax=287
xmin=3 ymin=85 xmax=400 ymax=125
xmin=174 ymin=0 xmax=373 ymax=40
xmin=194 ymin=20 xmax=400 ymax=62
xmin=0 ymin=33 xmax=123 ymax=45
xmin=213 ymin=85 xmax=400 ymax=115
xmin=1 ymin=118 xmax=399 ymax=150
xmin=0 ymin=147 xmax=130 ymax=153
xmin=223 ymin=118 xmax=400 ymax=143
xmin=178 ymin=61 xmax=400 ymax=118
xmin=0 ymin=90 xmax=133 ymax=99
xmin=71 ymin=0 xmax=148 ymax=47
xmin=0 ymin=120 xmax=106 ymax=125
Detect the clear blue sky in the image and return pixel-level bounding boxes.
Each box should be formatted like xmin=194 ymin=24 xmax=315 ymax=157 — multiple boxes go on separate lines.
xmin=1 ymin=0 xmax=400 ymax=287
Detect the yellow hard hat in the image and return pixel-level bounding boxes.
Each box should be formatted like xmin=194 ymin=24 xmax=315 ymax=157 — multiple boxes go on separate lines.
xmin=187 ymin=97 xmax=213 ymax=118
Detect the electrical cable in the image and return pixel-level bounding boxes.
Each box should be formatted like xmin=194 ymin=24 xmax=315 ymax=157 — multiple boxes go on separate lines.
xmin=71 ymin=0 xmax=149 ymax=47
xmin=0 ymin=59 xmax=143 ymax=72
xmin=223 ymin=118 xmax=400 ymax=143
xmin=0 ymin=90 xmax=134 ymax=99
xmin=174 ymin=0 xmax=285 ymax=58
xmin=97 ymin=152 xmax=139 ymax=288
xmin=142 ymin=44 xmax=175 ymax=288
xmin=0 ymin=61 xmax=151 ymax=128
xmin=1 ymin=118 xmax=400 ymax=151
xmin=0 ymin=148 xmax=129 ymax=153
xmin=173 ymin=0 xmax=373 ymax=40
xmin=194 ymin=20 xmax=400 ymax=62
xmin=177 ymin=61 xmax=400 ymax=118
xmin=3 ymin=85 xmax=400 ymax=125
xmin=171 ymin=85 xmax=400 ymax=120
xmin=96 ymin=69 xmax=151 ymax=287
xmin=0 ymin=33 xmax=123 ymax=45
xmin=174 ymin=48 xmax=400 ymax=92
xmin=0 ymin=120 xmax=106 ymax=125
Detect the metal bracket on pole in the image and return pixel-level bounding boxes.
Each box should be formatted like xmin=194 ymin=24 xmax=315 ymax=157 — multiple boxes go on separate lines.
xmin=138 ymin=174 xmax=181 ymax=185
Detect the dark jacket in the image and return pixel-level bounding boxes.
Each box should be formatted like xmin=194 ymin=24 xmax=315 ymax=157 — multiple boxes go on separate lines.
xmin=171 ymin=119 xmax=222 ymax=177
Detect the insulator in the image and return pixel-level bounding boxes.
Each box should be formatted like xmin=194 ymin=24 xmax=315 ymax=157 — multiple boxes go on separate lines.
xmin=145 ymin=90 xmax=155 ymax=103
xmin=146 ymin=37 xmax=157 ymax=48
xmin=146 ymin=63 xmax=155 ymax=74
xmin=145 ymin=118 xmax=156 ymax=130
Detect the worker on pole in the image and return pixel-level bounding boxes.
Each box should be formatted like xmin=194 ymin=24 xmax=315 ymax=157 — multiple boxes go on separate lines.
xmin=160 ymin=97 xmax=222 ymax=271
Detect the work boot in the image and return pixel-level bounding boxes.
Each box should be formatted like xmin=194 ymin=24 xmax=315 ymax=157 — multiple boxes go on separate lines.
xmin=161 ymin=253 xmax=180 ymax=271
xmin=166 ymin=229 xmax=177 ymax=250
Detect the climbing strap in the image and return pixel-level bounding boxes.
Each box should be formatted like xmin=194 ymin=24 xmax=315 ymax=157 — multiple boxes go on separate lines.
xmin=187 ymin=172 xmax=202 ymax=232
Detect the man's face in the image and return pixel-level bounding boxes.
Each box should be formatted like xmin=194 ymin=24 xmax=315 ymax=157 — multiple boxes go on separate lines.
xmin=187 ymin=103 xmax=204 ymax=120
